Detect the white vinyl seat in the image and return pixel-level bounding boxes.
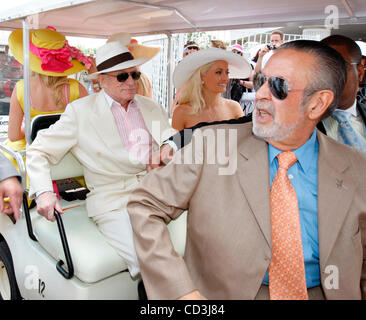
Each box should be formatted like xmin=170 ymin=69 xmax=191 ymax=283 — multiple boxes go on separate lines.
xmin=31 ymin=150 xmax=127 ymax=284
xmin=33 ymin=201 xmax=187 ymax=284
xmin=33 ymin=201 xmax=129 ymax=283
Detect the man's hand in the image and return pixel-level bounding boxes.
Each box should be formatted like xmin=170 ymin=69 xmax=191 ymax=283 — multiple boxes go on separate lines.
xmin=258 ymin=45 xmax=270 ymax=58
xmin=36 ymin=191 xmax=63 ymax=222
xmin=0 ymin=177 xmax=23 ymax=221
xmin=146 ymin=144 xmax=174 ymax=173
xmin=178 ymin=290 xmax=207 ymax=300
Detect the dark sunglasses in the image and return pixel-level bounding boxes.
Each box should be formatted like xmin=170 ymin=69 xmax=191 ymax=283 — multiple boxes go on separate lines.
xmin=106 ymin=71 xmax=141 ymax=82
xmin=253 ymin=72 xmax=302 ymax=100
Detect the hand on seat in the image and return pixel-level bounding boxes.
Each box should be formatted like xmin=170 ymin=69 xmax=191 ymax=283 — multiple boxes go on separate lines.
xmin=146 ymin=143 xmax=174 ymax=173
xmin=36 ymin=191 xmax=63 ymax=222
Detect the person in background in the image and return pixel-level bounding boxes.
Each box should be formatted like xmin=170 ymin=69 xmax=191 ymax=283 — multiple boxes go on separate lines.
xmin=210 ymin=39 xmax=227 ymax=50
xmin=318 ymin=35 xmax=366 ymax=152
xmin=356 ymin=40 xmax=366 ymax=104
xmin=255 ymin=30 xmax=284 ymax=73
xmin=171 ymin=41 xmax=201 ymax=116
xmin=171 ymin=48 xmax=251 ymax=131
xmin=183 ymin=41 xmax=200 ymax=57
xmin=223 ymin=44 xmax=255 ymax=115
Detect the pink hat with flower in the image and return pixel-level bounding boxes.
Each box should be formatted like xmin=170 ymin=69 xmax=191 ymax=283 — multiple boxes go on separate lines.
xmin=8 ymin=26 xmax=92 ymax=77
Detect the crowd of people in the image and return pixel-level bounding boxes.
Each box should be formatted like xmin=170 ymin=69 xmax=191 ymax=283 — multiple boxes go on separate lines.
xmin=0 ymin=26 xmax=366 ymax=300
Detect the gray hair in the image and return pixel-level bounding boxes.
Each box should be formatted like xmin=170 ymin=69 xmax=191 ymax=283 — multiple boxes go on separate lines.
xmin=277 ymin=40 xmax=347 ymax=119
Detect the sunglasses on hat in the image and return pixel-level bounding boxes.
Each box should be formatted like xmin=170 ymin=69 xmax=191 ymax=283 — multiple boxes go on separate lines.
xmin=253 ymin=72 xmax=302 ymax=100
xmin=105 ymin=71 xmax=141 ymax=82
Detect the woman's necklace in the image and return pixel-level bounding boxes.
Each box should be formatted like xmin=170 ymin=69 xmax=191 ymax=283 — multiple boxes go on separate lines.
xmin=206 ymin=102 xmax=222 ymax=122
xmin=206 ymin=108 xmax=215 ymax=122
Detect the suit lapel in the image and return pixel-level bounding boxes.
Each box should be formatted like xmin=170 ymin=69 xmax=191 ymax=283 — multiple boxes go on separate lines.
xmin=134 ymin=95 xmax=161 ymax=144
xmin=237 ymin=133 xmax=272 ymax=249
xmin=317 ymin=132 xmax=358 ymax=270
xmin=89 ymin=92 xmax=128 ymax=158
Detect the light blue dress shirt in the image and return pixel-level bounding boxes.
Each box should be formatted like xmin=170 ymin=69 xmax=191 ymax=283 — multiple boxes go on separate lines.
xmin=263 ymin=129 xmax=321 ymax=288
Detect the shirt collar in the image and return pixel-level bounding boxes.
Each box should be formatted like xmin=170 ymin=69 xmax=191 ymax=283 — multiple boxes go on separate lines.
xmin=268 ymin=129 xmax=318 ymax=174
xmin=343 ymin=99 xmax=357 ymax=117
xmin=102 ymin=89 xmax=136 ymax=109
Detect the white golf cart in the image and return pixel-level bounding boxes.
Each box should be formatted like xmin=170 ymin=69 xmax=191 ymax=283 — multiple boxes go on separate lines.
xmin=0 ymin=0 xmax=365 ymax=300
xmin=0 ymin=112 xmax=188 ymax=300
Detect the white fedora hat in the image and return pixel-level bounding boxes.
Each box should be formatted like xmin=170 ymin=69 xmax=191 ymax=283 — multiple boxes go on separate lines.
xmin=89 ymin=41 xmax=149 ymax=76
xmin=173 ymin=48 xmax=252 ymax=89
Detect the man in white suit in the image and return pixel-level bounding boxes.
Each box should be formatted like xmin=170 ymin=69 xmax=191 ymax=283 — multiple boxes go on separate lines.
xmin=26 ymin=41 xmax=174 ymax=278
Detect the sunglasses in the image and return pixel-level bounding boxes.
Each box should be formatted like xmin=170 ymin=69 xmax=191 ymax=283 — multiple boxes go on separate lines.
xmin=105 ymin=71 xmax=141 ymax=82
xmin=253 ymin=72 xmax=302 ymax=100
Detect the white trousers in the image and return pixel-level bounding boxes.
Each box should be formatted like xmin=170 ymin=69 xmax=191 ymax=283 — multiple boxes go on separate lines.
xmin=92 ymin=209 xmax=140 ymax=278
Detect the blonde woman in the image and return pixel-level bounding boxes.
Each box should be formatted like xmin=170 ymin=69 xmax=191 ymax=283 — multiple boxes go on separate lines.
xmin=172 ymin=48 xmax=252 ymax=131
xmin=136 ymin=69 xmax=153 ymax=98
xmin=8 ymin=72 xmax=88 ymax=146
xmin=6 ymin=27 xmax=90 ymax=151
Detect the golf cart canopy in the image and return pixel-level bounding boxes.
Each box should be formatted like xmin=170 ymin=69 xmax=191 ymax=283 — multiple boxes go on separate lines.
xmin=0 ymin=0 xmax=364 ymax=39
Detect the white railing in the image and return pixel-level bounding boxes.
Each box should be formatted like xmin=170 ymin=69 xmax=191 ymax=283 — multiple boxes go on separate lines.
xmin=141 ymin=33 xmax=186 ymax=113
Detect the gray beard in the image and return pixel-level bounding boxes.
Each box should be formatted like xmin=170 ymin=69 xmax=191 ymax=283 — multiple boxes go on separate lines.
xmin=252 ymin=102 xmax=303 ymax=142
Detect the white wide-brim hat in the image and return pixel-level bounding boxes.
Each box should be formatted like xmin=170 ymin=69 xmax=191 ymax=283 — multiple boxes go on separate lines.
xmin=173 ymin=48 xmax=252 ymax=89
xmin=89 ymin=41 xmax=149 ymax=77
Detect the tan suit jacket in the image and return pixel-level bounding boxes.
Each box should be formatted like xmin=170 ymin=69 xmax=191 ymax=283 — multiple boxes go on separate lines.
xmin=27 ymin=91 xmax=174 ymax=217
xmin=127 ymin=122 xmax=366 ymax=300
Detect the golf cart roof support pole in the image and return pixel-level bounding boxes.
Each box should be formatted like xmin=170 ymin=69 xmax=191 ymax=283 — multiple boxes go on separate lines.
xmin=165 ymin=32 xmax=173 ymax=116
xmin=22 ymin=18 xmax=31 ymax=144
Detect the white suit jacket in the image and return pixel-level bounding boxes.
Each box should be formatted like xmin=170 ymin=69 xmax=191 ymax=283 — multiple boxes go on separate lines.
xmin=26 ymin=91 xmax=174 ymax=217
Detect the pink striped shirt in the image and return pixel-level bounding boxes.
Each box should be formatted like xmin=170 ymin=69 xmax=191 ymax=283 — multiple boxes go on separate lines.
xmin=104 ymin=91 xmax=157 ymax=164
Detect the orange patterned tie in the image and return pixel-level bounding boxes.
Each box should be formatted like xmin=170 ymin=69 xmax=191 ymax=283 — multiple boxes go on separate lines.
xmin=269 ymin=151 xmax=308 ymax=300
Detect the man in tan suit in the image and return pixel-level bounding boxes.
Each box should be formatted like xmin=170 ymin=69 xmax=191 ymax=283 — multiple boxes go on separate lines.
xmin=26 ymin=41 xmax=174 ymax=278
xmin=127 ymin=40 xmax=366 ymax=299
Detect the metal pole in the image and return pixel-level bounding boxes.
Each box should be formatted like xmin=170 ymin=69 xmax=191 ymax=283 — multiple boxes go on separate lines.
xmin=22 ymin=18 xmax=31 ymax=144
xmin=166 ymin=32 xmax=173 ymax=116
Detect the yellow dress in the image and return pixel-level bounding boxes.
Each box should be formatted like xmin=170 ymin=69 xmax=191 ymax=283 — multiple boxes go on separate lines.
xmin=3 ymin=79 xmax=81 ymax=201
xmin=5 ymin=78 xmax=80 ymax=152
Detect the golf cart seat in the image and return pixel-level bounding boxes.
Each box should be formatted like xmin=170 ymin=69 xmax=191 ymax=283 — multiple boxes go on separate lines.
xmin=29 ymin=114 xmax=187 ymax=284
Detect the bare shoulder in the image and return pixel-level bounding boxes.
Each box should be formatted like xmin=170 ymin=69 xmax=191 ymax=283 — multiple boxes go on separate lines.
xmin=172 ymin=103 xmax=191 ymax=130
xmin=173 ymin=103 xmax=192 ymax=118
xmin=223 ymin=98 xmax=244 ymax=118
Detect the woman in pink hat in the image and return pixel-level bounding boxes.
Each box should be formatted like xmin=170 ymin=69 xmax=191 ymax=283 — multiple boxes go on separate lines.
xmin=7 ymin=27 xmax=90 ymax=150
xmin=3 ymin=27 xmax=91 ymax=203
